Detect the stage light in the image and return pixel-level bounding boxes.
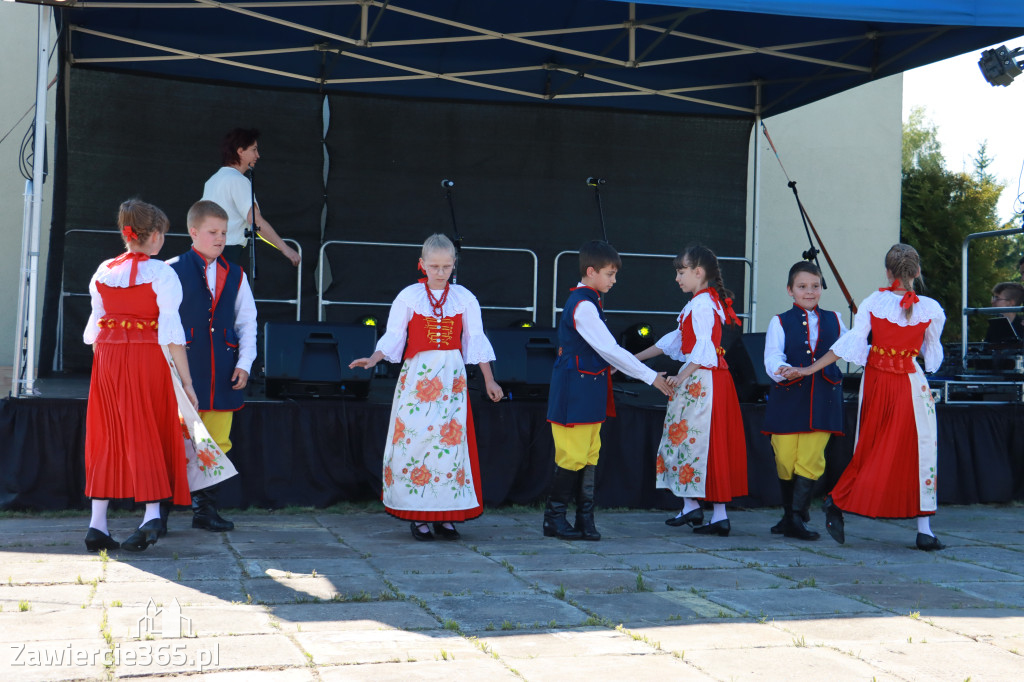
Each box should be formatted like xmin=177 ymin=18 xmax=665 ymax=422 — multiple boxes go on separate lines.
xmin=621 ymin=322 xmax=654 ymax=354
xmin=359 ymin=315 xmax=379 ymax=327
xmin=979 ymin=45 xmax=1023 ymax=87
xmin=511 ymin=319 xmax=535 ymax=328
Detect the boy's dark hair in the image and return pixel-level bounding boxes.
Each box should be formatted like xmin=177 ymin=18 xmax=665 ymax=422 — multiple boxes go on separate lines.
xmin=187 ymin=200 xmax=229 ymax=230
xmin=221 ymin=128 xmax=260 ymax=166
xmin=787 ymin=261 xmax=822 ymax=288
xmin=993 ymin=281 xmax=1024 ymax=305
xmin=578 ymin=240 xmax=621 ymax=278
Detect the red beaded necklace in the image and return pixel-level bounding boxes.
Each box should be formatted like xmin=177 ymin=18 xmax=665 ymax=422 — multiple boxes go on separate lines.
xmin=425 ymin=282 xmax=450 ymax=318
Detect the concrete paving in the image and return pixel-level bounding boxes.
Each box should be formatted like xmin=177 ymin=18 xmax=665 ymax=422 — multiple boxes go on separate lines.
xmin=0 ymin=505 xmax=1022 ymax=681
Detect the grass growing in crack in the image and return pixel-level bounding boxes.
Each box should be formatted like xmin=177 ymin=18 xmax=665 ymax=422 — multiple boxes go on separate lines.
xmin=792 ymin=576 xmax=816 ymax=589
xmin=18 ymin=601 xmax=31 ymax=612
xmin=635 ymin=572 xmax=651 ymax=593
xmin=443 ymin=619 xmax=460 ymax=632
xmin=793 ymin=635 xmax=807 ymax=647
xmin=554 ymin=584 xmax=566 ymax=600
xmin=501 ymin=620 xmax=516 ymax=631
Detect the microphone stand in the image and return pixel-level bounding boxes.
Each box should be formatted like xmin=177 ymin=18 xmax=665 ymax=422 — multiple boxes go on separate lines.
xmin=588 ymin=177 xmax=608 ymax=242
xmin=442 ymin=179 xmax=463 ymax=284
xmin=787 ymin=180 xmax=857 ymax=315
xmin=245 ymin=166 xmax=259 ymax=283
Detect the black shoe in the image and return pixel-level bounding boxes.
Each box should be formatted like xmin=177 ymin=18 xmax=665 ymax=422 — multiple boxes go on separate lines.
xmin=84 ymin=528 xmax=119 ymax=552
xmin=822 ymin=496 xmax=845 ymax=545
xmin=916 ymin=533 xmax=946 ymax=551
xmin=542 ymin=466 xmax=583 ymax=540
xmin=693 ymin=519 xmax=731 ymax=536
xmin=121 ymin=519 xmax=161 ymax=552
xmin=573 ymin=465 xmax=601 ymax=541
xmin=665 ymin=508 xmax=704 ymax=527
xmin=411 ymin=522 xmax=434 ymax=541
xmin=158 ymin=501 xmax=171 ymax=539
xmin=432 ymin=522 xmax=461 ymax=540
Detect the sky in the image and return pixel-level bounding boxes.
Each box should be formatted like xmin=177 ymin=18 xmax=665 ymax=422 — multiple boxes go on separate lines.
xmin=902 ymin=42 xmax=1024 ymax=225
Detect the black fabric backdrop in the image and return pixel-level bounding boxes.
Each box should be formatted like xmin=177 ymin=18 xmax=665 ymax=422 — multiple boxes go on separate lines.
xmin=3 ymin=394 xmax=1023 ymax=512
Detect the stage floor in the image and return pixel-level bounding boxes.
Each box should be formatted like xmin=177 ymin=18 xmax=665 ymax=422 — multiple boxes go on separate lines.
xmin=3 ymin=375 xmax=1024 ymax=512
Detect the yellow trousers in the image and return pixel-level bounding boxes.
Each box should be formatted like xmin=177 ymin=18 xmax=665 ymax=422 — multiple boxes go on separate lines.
xmin=200 ymin=411 xmax=234 ymax=455
xmin=551 ymin=423 xmax=602 ymax=471
xmin=771 ymin=432 xmax=830 ymax=481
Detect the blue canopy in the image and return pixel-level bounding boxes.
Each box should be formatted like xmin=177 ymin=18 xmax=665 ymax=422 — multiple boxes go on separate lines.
xmin=62 ymin=0 xmax=1024 ymax=117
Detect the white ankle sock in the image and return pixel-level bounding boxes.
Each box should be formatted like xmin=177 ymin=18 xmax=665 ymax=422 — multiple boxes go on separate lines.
xmin=916 ymin=516 xmax=933 ymax=537
xmin=89 ymin=499 xmax=109 ymax=535
xmin=710 ymin=503 xmax=727 ymax=523
xmin=681 ymin=498 xmax=700 ymax=514
xmin=141 ymin=502 xmax=161 ymax=526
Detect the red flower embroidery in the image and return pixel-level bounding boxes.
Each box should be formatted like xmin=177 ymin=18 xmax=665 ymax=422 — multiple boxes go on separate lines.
xmin=668 ymin=420 xmax=689 ymax=446
xmin=689 ymin=437 xmax=696 ymax=444
xmin=439 ymin=419 xmax=464 ymax=447
xmin=197 ymin=448 xmax=217 ymax=469
xmin=409 ymin=464 xmax=431 ymax=486
xmin=655 ymin=455 xmax=667 ymax=475
xmin=456 ymin=468 xmax=466 ymax=487
xmin=688 ymin=381 xmax=702 ymax=398
xmin=678 ymin=464 xmax=695 ymax=485
xmin=415 ymin=376 xmax=444 ymax=403
xmin=452 ymin=374 xmax=467 ymax=394
xmin=383 ymin=466 xmax=394 ymax=487
xmin=179 ymin=417 xmax=191 ymax=440
xmin=392 ymin=417 xmax=406 ymax=444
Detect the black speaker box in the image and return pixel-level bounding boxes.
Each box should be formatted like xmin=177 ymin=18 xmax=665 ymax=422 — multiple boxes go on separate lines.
xmin=487 ymin=328 xmax=559 ymax=399
xmin=264 ymin=322 xmax=375 ymax=398
xmin=725 ymin=332 xmax=772 ymax=403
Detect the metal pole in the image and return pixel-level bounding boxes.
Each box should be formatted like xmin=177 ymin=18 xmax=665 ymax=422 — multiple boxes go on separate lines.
xmin=749 ymin=85 xmax=762 ymax=332
xmin=12 ymin=181 xmax=33 ymax=396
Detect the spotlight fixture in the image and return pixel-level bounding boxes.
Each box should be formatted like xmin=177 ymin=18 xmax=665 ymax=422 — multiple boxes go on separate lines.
xmin=511 ymin=319 xmax=535 ymax=328
xmin=979 ymin=45 xmax=1023 ymax=87
xmin=621 ymin=322 xmax=654 ymax=354
xmin=358 ymin=315 xmax=379 ymax=327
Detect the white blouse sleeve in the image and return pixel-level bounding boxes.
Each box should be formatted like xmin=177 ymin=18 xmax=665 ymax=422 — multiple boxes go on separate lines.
xmin=686 ymin=302 xmax=720 ymax=369
xmin=655 ymin=315 xmax=685 ymax=363
xmin=375 ymin=292 xmax=414 ymax=363
xmin=921 ymin=304 xmax=946 ymax=372
xmin=82 ymin=272 xmax=105 ymax=345
xmin=763 ymin=315 xmax=788 ymax=382
xmin=830 ymin=297 xmax=872 ymax=367
xmin=154 ymin=265 xmax=187 ymax=346
xmin=460 ymin=289 xmax=496 ymax=365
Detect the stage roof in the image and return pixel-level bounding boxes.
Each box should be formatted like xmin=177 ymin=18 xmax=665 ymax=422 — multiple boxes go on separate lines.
xmin=59 ymin=0 xmax=1024 ymax=117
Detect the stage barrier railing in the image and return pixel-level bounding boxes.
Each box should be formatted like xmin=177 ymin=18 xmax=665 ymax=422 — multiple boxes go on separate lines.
xmin=960 ymin=223 xmax=1024 ymax=371
xmin=551 ymin=251 xmax=753 ymax=328
xmin=317 ymin=241 xmax=538 ymax=323
xmin=58 ymin=229 xmax=302 ymax=371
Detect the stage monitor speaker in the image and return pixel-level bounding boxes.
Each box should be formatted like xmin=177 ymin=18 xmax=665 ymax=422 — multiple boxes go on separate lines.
xmin=264 ymin=322 xmax=375 ymax=399
xmin=487 ymin=327 xmax=558 ymax=400
xmin=725 ymin=332 xmax=772 ymax=403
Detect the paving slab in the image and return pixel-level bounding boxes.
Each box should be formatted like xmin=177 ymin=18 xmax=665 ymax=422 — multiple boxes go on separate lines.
xmin=475 ymin=626 xmax=653 ymax=658
xmin=93 ymin=579 xmax=246 ymax=607
xmin=318 ymin=658 xmax=520 ymax=681
xmin=632 ymin=620 xmax=798 ymax=652
xmin=647 ymin=567 xmax=793 ymax=591
xmin=109 ymin=633 xmax=306 ymax=676
xmin=827 ymin=582 xmax=993 ymax=611
xmin=105 ymin=556 xmax=243 ymax=583
xmin=242 ymin=574 xmax=391 ymax=604
xmin=269 ymin=600 xmax=441 ymax=632
xmin=293 ymin=628 xmax=485 ymax=665
xmin=0 ymin=637 xmax=109 ymax=682
xmin=703 ymin=586 xmax=882 ymax=618
xmin=681 ymin=640 xmax=898 ymax=681
xmin=854 ymin=640 xmax=1024 ymax=682
xmin=610 ymin=551 xmax=744 ymax=571
xmin=773 ymin=614 xmax=973 ymax=647
xmin=431 ymin=593 xmax=589 ymax=631
xmin=191 ymin=669 xmax=316 ymax=682
xmin=569 ymin=590 xmax=733 ymax=624
xmin=939 ymin=580 xmax=1024 ymax=608
xmin=507 ymin=652 xmax=712 ymax=681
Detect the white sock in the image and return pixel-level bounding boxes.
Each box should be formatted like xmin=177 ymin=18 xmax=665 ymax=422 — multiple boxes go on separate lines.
xmin=710 ymin=503 xmax=728 ymax=523
xmin=141 ymin=502 xmax=161 ymax=526
xmin=916 ymin=516 xmax=933 ymax=537
xmin=681 ymin=498 xmax=700 ymax=515
xmin=89 ymin=499 xmax=109 ymax=535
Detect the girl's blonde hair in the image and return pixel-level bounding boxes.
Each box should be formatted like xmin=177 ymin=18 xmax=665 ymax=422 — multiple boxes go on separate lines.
xmin=884 ymin=243 xmax=923 ymax=319
xmin=422 ymin=233 xmax=457 ymax=260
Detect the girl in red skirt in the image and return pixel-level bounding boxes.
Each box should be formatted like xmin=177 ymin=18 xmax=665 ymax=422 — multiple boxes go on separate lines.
xmin=83 ymin=200 xmax=198 ymax=552
xmin=789 ymin=244 xmax=946 ymax=550
xmin=635 ymin=245 xmax=748 ymax=536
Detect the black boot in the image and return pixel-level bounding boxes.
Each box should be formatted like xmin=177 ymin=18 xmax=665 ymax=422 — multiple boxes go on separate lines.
xmin=543 ymin=467 xmax=583 ymax=540
xmin=822 ymin=495 xmax=845 ymax=544
xmin=573 ymin=465 xmax=601 ymax=541
xmin=784 ymin=475 xmax=820 ymax=541
xmin=192 ymin=486 xmax=234 ymax=532
xmin=157 ymin=501 xmax=171 ymax=538
xmin=770 ymin=477 xmax=794 ymax=535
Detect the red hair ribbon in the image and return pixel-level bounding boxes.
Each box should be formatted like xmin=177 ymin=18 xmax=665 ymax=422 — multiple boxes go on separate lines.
xmin=107 ymin=251 xmax=150 ymax=286
xmin=699 ymin=287 xmax=742 ymax=326
xmin=121 ymin=225 xmax=139 ymax=241
xmin=879 ymin=282 xmax=919 ymax=310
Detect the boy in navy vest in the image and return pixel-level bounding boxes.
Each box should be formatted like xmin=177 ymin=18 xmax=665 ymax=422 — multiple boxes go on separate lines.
xmin=544 ymin=241 xmax=672 ymax=540
xmin=762 ymin=261 xmax=846 ymax=540
xmin=167 ymin=200 xmax=257 ymax=533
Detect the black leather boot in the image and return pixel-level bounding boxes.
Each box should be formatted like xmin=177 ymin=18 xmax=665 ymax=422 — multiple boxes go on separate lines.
xmin=784 ymin=475 xmax=820 ymax=541
xmin=770 ymin=477 xmax=794 ymax=535
xmin=192 ymin=486 xmax=234 ymax=532
xmin=543 ymin=467 xmax=583 ymax=540
xmin=157 ymin=501 xmax=171 ymax=538
xmin=573 ymin=465 xmax=601 ymax=541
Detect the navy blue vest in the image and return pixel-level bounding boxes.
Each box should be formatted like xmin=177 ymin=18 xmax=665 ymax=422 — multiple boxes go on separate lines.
xmin=763 ymin=306 xmax=844 ymax=434
xmin=169 ymin=249 xmax=245 ymax=411
xmin=547 ymin=287 xmax=613 ymax=426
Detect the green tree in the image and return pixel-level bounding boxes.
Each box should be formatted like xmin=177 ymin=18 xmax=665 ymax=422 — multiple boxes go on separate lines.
xmin=900 ymin=108 xmax=1018 ymax=350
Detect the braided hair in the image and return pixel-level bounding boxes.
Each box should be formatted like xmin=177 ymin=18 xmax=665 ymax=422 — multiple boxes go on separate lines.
xmin=674 ymin=244 xmax=734 ymax=303
xmin=884 ymin=243 xmax=922 ymax=320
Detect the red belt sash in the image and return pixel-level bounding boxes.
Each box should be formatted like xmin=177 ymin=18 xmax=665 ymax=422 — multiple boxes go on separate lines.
xmin=95 ymin=317 xmax=160 ymax=344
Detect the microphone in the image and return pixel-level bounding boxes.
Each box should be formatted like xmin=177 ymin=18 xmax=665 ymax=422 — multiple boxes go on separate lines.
xmin=586 ymin=176 xmax=606 ymax=187
xmin=441 ymin=179 xmax=454 ymax=189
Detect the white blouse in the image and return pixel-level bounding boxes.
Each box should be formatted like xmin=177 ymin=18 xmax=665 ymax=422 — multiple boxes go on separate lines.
xmin=654 ymin=291 xmax=723 ymax=369
xmin=830 ymin=290 xmax=945 ymax=372
xmin=83 ymin=257 xmax=187 ymax=347
xmin=375 ymin=283 xmax=496 ymax=365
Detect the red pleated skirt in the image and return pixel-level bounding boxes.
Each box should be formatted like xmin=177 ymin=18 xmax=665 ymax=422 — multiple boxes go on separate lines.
xmin=702 ymin=369 xmax=749 ymax=503
xmin=84 ymin=341 xmax=191 ymax=505
xmin=830 ymin=367 xmax=929 ymax=518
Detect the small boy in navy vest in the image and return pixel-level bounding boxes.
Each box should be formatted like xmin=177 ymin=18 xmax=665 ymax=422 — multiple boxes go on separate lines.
xmin=762 ymin=261 xmax=846 ymax=540
xmin=166 ymin=200 xmax=257 ymax=534
xmin=544 ymin=241 xmax=672 ymax=540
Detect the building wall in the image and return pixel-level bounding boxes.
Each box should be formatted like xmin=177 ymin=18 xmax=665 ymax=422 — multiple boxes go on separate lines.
xmin=747 ymin=76 xmax=903 ymax=334
xmin=0 ymin=3 xmax=56 ymax=387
